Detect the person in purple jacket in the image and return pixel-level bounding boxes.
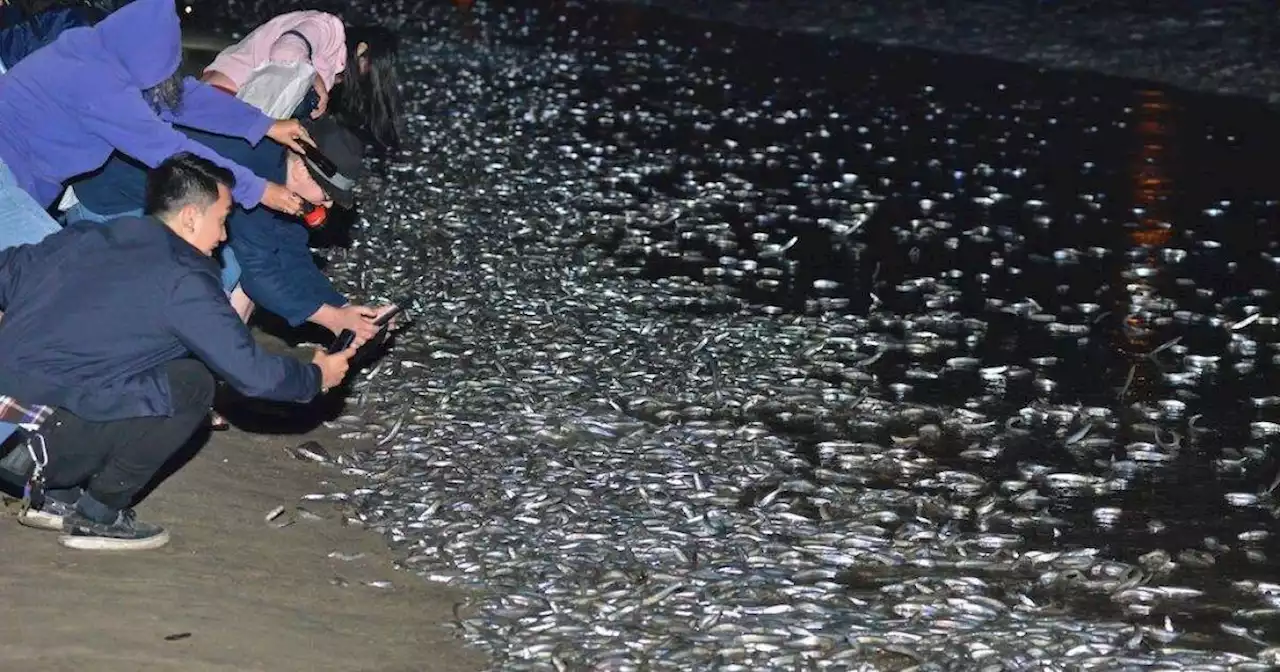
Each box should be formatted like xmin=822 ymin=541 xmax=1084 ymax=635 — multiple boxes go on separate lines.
xmin=0 ymin=0 xmax=316 ymax=250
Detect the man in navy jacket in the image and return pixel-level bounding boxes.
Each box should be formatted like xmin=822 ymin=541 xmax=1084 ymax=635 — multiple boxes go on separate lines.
xmin=70 ymin=116 xmax=388 ymax=344
xmin=0 ymin=153 xmax=355 ymax=550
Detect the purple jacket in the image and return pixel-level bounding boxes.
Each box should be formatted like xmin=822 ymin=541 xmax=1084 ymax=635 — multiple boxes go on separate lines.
xmin=0 ymin=0 xmax=274 ymax=208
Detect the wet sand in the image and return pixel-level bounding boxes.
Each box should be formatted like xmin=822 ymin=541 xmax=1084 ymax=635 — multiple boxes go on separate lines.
xmin=0 ymin=408 xmax=483 ymax=672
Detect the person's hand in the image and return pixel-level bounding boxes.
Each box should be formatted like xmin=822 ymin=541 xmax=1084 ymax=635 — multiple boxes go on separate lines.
xmin=266 ymin=119 xmax=315 ymax=154
xmin=261 ymin=182 xmax=303 ymax=216
xmin=325 ymin=304 xmax=382 ymax=345
xmin=312 ymin=345 xmax=355 ymax=393
xmin=310 ymin=75 xmax=329 ymax=119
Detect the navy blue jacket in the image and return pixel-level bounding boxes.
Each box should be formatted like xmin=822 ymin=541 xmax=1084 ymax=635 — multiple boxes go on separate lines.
xmin=0 ymin=217 xmax=320 ymax=422
xmin=71 ymin=103 xmax=346 ymax=327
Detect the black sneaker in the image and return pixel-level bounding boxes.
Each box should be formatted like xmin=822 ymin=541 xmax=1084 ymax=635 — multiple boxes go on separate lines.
xmin=59 ymin=509 xmax=170 ymax=550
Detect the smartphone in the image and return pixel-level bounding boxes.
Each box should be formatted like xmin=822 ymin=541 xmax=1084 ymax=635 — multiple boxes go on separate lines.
xmin=326 ymin=329 xmax=356 ymax=354
xmin=302 ymin=143 xmax=339 ymax=178
xmin=373 ymin=295 xmax=413 ymax=326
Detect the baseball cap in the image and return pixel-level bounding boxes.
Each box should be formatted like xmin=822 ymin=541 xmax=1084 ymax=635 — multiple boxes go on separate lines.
xmin=299 ymin=117 xmax=366 ymax=209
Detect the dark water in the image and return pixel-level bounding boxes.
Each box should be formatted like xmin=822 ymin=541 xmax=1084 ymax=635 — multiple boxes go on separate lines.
xmin=463 ymin=0 xmax=1280 ymax=642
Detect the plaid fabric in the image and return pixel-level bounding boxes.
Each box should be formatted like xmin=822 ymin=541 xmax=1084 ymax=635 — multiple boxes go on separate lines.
xmin=0 ymin=395 xmax=54 ymax=431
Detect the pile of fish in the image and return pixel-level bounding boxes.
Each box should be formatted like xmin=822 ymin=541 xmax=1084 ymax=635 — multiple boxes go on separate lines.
xmin=205 ymin=0 xmax=1280 ymax=668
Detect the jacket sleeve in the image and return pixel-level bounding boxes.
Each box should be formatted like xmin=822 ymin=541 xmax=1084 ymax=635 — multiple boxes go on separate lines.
xmin=164 ymin=78 xmax=274 ymax=144
xmin=78 ymin=91 xmax=268 ymax=208
xmin=269 ymin=13 xmax=346 ymax=91
xmin=0 ymin=233 xmax=58 ymax=311
xmin=232 ymin=219 xmax=347 ymax=327
xmin=166 ymin=270 xmax=321 ymax=403
xmin=0 ymin=245 xmax=24 ymax=310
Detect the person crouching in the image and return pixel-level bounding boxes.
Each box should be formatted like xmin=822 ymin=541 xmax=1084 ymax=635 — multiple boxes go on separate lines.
xmin=0 ymin=152 xmax=357 ymax=550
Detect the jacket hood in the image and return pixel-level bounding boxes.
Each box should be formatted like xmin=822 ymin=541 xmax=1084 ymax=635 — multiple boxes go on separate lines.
xmin=96 ymin=0 xmax=181 ymax=89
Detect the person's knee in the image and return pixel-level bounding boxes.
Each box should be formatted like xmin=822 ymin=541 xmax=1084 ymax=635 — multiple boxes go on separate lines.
xmin=165 ymin=359 xmax=215 ymax=411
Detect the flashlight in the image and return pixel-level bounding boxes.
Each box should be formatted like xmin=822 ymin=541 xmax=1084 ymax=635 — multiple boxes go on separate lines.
xmin=301 ymin=202 xmax=328 ymax=228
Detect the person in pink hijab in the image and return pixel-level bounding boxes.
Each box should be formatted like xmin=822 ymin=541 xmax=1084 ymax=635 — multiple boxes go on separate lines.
xmin=203 ymin=11 xmax=345 ymax=114
xmin=202 ymin=11 xmax=403 ymax=152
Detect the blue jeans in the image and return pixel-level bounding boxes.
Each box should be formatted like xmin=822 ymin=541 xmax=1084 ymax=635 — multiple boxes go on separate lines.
xmin=220 ymin=245 xmax=242 ymax=292
xmin=0 ymin=160 xmax=61 ymax=251
xmin=64 ymin=201 xmax=241 ymax=293
xmin=63 ymin=201 xmax=139 ymax=225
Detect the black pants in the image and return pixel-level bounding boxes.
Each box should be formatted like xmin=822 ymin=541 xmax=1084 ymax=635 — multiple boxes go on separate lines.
xmin=39 ymin=359 xmax=215 ymax=510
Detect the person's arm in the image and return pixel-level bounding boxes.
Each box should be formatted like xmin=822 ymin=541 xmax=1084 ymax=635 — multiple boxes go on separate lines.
xmin=167 ymin=271 xmax=320 ymax=403
xmin=163 ymin=78 xmax=273 ymax=144
xmin=268 ymin=13 xmax=347 ymax=91
xmin=80 ymin=92 xmax=267 ymax=207
xmin=232 ymin=221 xmax=346 ymax=327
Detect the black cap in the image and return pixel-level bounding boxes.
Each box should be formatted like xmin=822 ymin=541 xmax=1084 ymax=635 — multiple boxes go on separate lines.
xmin=299 ymin=117 xmax=366 ymax=208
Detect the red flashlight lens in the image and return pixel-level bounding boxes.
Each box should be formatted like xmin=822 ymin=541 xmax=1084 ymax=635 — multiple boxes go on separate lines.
xmin=303 ymin=205 xmax=328 ymax=228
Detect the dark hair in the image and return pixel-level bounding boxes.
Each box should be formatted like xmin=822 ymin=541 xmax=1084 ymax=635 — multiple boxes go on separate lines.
xmin=143 ymin=68 xmax=185 ymax=115
xmin=145 ymin=152 xmax=236 ymax=217
xmin=329 ymin=24 xmax=402 ymax=153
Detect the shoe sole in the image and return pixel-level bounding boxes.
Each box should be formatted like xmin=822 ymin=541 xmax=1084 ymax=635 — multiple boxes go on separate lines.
xmin=17 ymin=511 xmax=64 ymax=532
xmin=58 ymin=529 xmax=171 ymax=551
